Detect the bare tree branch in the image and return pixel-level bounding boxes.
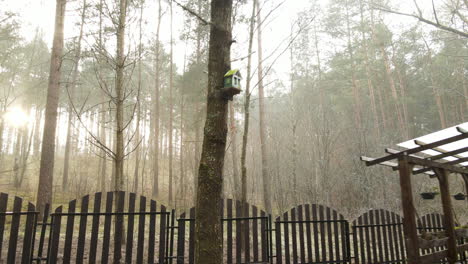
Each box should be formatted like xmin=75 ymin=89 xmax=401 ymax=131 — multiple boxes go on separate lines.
xmin=372 ymin=4 xmax=468 ymax=38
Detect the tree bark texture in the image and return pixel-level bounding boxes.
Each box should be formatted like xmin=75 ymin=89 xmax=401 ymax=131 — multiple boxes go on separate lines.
xmin=194 ymin=0 xmax=233 ymax=263
xmin=255 ymin=0 xmax=272 ymax=213
xmin=152 ymin=0 xmax=162 ymax=198
xmin=240 ymin=0 xmax=256 ymax=208
xmin=36 ymin=0 xmax=67 ymax=215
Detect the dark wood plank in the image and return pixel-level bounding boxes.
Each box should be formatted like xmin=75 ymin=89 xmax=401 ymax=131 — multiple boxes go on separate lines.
xmin=158 ymin=205 xmax=167 ymax=264
xmin=176 ymin=212 xmax=186 ymax=264
xmin=393 ymin=212 xmax=405 ymax=261
xmin=136 ymin=195 xmax=146 ymax=263
xmin=357 ymin=216 xmax=365 ymax=264
xmin=398 ymin=158 xmax=421 ymax=263
xmin=318 ymin=205 xmax=327 ymax=262
xmin=385 ymin=211 xmax=396 ymax=262
xmin=252 ymin=206 xmax=259 ymax=262
xmin=48 ymin=206 xmax=63 ymax=264
xmin=169 ymin=209 xmax=176 ymax=264
xmin=63 ymin=199 xmax=77 ymax=264
xmin=311 ymin=204 xmax=320 ymax=262
xmin=374 ymin=210 xmax=384 ymax=263
xmin=275 ymin=216 xmax=282 ymax=264
xmin=244 ymin=202 xmax=250 ymax=263
xmin=148 ymin=200 xmax=157 ymax=264
xmin=332 ymin=210 xmax=340 ymax=262
xmin=291 ymin=207 xmax=298 ymax=263
xmin=76 ymin=195 xmax=89 ymax=264
xmin=305 ymin=205 xmax=313 ymax=263
xmin=297 ymin=205 xmax=305 ymax=263
xmin=21 ymin=202 xmax=36 ymax=264
xmin=352 ymin=221 xmax=359 ymax=264
xmin=125 ymin=193 xmax=136 ymax=264
xmin=89 ymin=192 xmax=102 ymax=264
xmin=0 ymin=193 xmax=8 ymax=261
xmin=368 ymin=210 xmax=378 ymax=263
xmin=283 ymin=212 xmax=290 ymax=264
xmin=227 ymin=199 xmax=233 ymax=264
xmin=113 ymin=191 xmax=125 ymax=263
xmin=36 ymin=203 xmax=50 ymax=261
xmin=189 ymin=208 xmax=195 ymax=264
xmin=101 ymin=192 xmax=114 ymax=264
xmin=326 ymin=207 xmax=333 ymax=261
xmin=7 ymin=196 xmax=22 ymax=263
xmin=260 ymin=210 xmax=267 ymax=262
xmin=363 ymin=212 xmax=372 ymax=263
xmin=235 ymin=200 xmax=242 ymax=264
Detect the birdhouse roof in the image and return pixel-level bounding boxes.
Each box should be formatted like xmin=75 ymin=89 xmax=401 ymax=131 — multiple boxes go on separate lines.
xmin=224 ymin=69 xmax=242 ymax=78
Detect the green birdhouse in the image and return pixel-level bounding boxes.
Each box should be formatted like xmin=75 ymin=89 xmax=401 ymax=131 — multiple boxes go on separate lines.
xmin=221 ymin=69 xmax=242 ymax=100
xmin=224 ymin=69 xmax=242 ymax=89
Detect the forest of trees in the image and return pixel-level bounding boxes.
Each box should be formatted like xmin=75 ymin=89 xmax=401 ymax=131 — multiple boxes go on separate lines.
xmin=0 ymin=0 xmax=467 ymax=225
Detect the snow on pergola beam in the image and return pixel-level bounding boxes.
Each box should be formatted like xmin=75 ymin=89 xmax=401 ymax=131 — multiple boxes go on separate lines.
xmin=361 ymin=123 xmax=468 ymax=175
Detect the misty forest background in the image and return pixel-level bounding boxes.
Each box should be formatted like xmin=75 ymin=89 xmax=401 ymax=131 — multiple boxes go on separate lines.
xmin=0 ymin=0 xmax=467 ymax=218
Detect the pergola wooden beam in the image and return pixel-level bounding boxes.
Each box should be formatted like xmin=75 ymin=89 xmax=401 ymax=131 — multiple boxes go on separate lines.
xmin=414 ymin=139 xmax=467 ymax=160
xmin=360 ymin=156 xmax=435 ymax=176
xmin=364 ymin=126 xmax=468 ymax=166
xmin=413 ymin=156 xmax=468 ymax=175
xmin=428 ymin=146 xmax=468 ymax=161
xmin=405 ymin=155 xmax=468 ymax=175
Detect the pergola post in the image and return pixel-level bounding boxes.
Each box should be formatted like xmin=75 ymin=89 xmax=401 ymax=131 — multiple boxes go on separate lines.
xmin=398 ymin=157 xmax=420 ymax=264
xmin=435 ymin=168 xmax=458 ymax=264
xmin=463 ymin=174 xmax=468 ymax=206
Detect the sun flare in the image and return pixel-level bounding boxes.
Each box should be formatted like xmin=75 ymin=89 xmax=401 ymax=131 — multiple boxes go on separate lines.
xmin=4 ymin=107 xmax=30 ymax=128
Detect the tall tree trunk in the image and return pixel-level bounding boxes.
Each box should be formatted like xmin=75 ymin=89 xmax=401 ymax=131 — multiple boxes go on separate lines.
xmin=36 ymin=0 xmax=67 ymax=215
xmin=114 ymin=0 xmax=127 ymax=193
xmin=229 ymin=102 xmax=240 ymax=199
xmin=152 ymin=0 xmax=162 ymax=198
xmin=180 ymin=96 xmax=185 ymax=203
xmin=380 ymin=45 xmax=407 ymax=136
xmin=255 ymin=0 xmax=272 ymax=213
xmin=194 ymin=0 xmax=234 ymax=263
xmin=359 ymin=0 xmax=380 ymax=138
xmin=168 ymin=0 xmax=174 ymax=204
xmin=133 ymin=2 xmax=143 ymax=194
xmin=240 ymin=0 xmax=256 ymax=208
xmin=97 ymin=0 xmax=107 ymax=192
xmin=63 ymin=0 xmax=87 ymax=192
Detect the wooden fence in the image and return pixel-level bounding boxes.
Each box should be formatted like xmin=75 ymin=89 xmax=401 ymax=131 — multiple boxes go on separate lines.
xmin=0 ymin=192 xmax=467 ymax=263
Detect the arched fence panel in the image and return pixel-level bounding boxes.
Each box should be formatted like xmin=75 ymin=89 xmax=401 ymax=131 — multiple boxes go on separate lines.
xmin=45 ymin=191 xmax=170 ymax=264
xmin=274 ymin=204 xmax=350 ymax=264
xmin=417 ymin=213 xmax=468 ymax=263
xmin=0 ymin=192 xmax=37 ymax=264
xmin=174 ymin=199 xmax=271 ymax=264
xmin=352 ymin=209 xmax=406 ymax=264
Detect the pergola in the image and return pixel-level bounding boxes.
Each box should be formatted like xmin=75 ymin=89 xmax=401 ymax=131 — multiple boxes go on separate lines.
xmin=361 ymin=123 xmax=468 ymax=264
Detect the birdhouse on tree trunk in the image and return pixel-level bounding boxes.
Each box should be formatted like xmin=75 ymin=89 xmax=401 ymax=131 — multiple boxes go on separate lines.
xmin=221 ymin=69 xmax=242 ymax=100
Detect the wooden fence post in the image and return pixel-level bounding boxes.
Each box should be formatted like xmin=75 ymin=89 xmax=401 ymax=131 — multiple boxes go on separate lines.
xmin=398 ymin=157 xmax=420 ymax=264
xmin=435 ymin=168 xmax=457 ymax=264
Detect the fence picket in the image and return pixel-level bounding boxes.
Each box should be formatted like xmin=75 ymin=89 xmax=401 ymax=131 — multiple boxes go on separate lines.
xmin=63 ymin=199 xmax=77 ymax=264
xmin=76 ymin=195 xmax=89 ymax=264
xmin=227 ymin=199 xmax=233 ymax=264
xmin=101 ymin=192 xmax=113 ymax=264
xmin=48 ymin=206 xmax=63 ymax=264
xmin=136 ymin=195 xmax=146 ymax=263
xmin=148 ymin=200 xmax=157 ymax=264
xmin=21 ymin=202 xmax=36 ymax=264
xmin=7 ymin=196 xmax=22 ymax=263
xmin=0 ymin=193 xmax=8 ymax=260
xmin=89 ymin=192 xmax=102 ymax=264
xmin=125 ymin=193 xmax=136 ymax=264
